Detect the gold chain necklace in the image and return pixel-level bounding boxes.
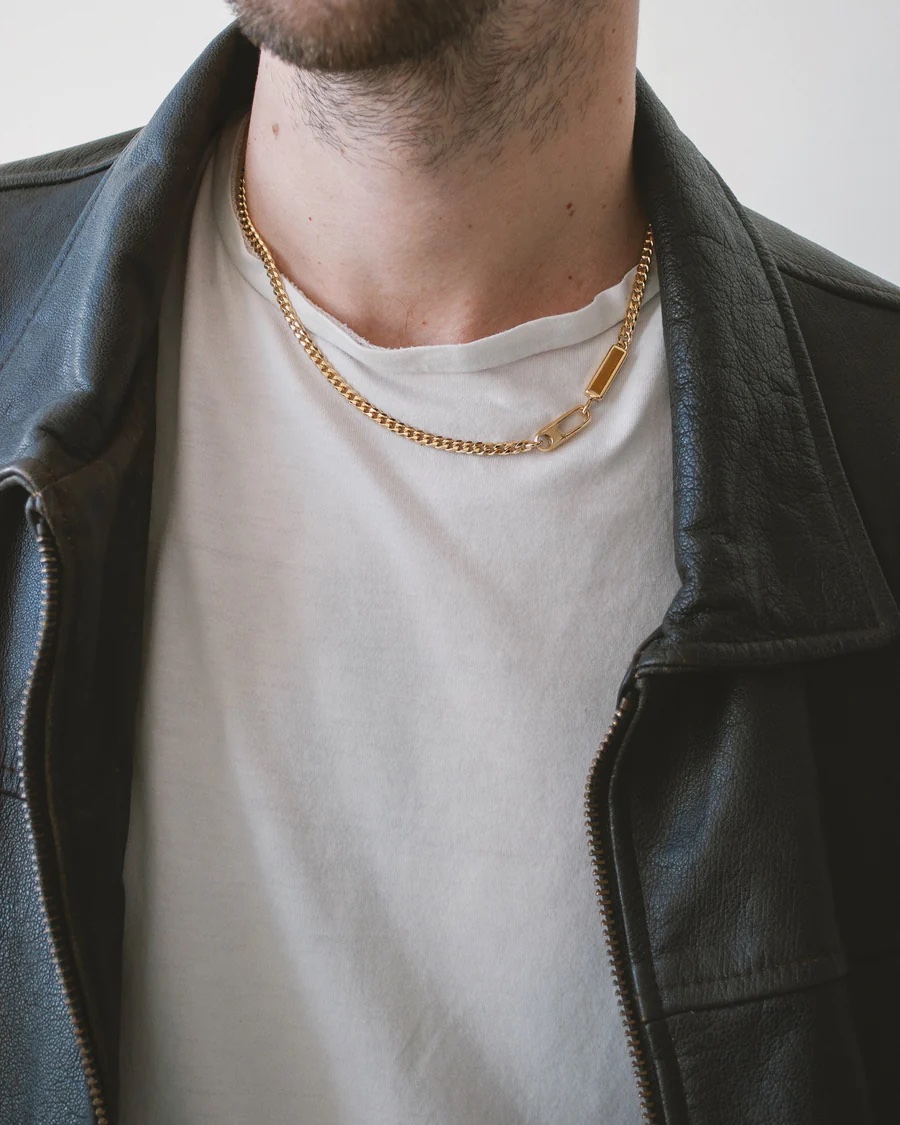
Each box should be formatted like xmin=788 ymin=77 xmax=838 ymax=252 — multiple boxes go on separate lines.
xmin=236 ymin=167 xmax=654 ymax=455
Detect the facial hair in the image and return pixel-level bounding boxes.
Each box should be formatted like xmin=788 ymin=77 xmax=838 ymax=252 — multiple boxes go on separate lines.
xmin=229 ymin=0 xmax=610 ymax=173
xmin=226 ymin=0 xmax=503 ymax=72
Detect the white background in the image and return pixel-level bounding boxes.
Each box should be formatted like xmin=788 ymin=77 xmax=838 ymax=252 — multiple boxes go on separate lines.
xmin=2 ymin=0 xmax=898 ymax=282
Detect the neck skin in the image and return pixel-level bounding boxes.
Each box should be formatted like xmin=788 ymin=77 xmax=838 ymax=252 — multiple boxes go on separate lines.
xmin=242 ymin=1 xmax=644 ymax=348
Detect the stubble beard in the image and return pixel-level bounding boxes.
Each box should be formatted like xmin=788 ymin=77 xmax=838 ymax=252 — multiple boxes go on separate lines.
xmin=227 ymin=0 xmax=604 ymax=172
xmin=226 ymin=0 xmax=503 ymax=73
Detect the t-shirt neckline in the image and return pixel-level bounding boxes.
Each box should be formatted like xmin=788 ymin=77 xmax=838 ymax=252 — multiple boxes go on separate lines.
xmin=212 ymin=112 xmax=660 ymax=377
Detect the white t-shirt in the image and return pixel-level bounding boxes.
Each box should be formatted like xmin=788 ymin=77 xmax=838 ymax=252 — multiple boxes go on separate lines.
xmin=118 ymin=113 xmax=680 ymax=1124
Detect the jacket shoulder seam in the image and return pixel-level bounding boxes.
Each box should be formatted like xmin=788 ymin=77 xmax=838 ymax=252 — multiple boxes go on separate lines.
xmin=777 ymin=261 xmax=900 ymax=312
xmin=0 ymin=166 xmax=104 ymax=379
xmin=0 ymin=159 xmax=116 ymax=193
xmin=0 ymin=130 xmax=139 ymax=193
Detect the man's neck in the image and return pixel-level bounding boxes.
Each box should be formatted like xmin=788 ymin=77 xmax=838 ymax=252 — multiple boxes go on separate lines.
xmin=242 ymin=1 xmax=644 ymax=348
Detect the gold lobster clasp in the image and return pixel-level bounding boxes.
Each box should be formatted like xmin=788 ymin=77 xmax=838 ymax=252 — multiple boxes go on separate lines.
xmin=533 ymin=402 xmax=592 ymax=452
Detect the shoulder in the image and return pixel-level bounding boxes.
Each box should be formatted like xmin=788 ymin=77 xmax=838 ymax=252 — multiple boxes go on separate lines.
xmin=0 ymin=130 xmax=138 ymax=357
xmin=0 ymin=129 xmax=138 ymax=191
xmin=749 ymin=210 xmax=900 ymax=313
xmin=747 ymin=210 xmax=900 ymax=391
xmin=746 ymin=212 xmax=899 ymax=415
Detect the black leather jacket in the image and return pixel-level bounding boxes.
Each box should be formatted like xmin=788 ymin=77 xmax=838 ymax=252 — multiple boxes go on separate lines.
xmin=2 ymin=24 xmax=899 ymax=1125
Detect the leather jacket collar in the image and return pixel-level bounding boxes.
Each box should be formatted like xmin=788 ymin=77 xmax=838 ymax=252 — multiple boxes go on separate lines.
xmin=0 ymin=23 xmax=897 ymax=672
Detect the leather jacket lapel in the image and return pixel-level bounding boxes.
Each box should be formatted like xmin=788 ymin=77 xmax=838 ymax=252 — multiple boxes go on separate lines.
xmin=1 ymin=25 xmax=897 ymax=1123
xmin=0 ymin=27 xmax=258 ymax=495
xmin=2 ymin=29 xmax=896 ymax=671
xmin=632 ymin=76 xmax=900 ymax=670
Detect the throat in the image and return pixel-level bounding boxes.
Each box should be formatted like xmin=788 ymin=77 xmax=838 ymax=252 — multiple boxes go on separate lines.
xmin=240 ymin=1 xmax=645 ymax=347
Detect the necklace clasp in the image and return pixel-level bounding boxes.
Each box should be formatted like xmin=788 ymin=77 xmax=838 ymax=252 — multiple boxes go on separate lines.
xmin=534 ymin=402 xmax=592 ymax=452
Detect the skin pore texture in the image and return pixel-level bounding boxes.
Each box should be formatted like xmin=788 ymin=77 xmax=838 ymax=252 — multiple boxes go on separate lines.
xmin=230 ymin=0 xmax=645 ymax=348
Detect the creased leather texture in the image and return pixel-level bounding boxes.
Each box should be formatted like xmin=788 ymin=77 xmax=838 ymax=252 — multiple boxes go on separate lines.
xmin=0 ymin=22 xmax=899 ymax=1125
xmin=630 ymin=91 xmax=900 ymax=669
xmin=650 ymin=983 xmax=872 ymax=1124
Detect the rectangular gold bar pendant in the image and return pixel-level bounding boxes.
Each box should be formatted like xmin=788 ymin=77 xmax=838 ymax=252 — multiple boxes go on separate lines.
xmin=584 ymin=344 xmax=627 ymax=401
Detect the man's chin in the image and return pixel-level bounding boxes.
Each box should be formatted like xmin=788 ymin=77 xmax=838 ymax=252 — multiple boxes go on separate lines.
xmin=227 ymin=0 xmax=500 ymax=73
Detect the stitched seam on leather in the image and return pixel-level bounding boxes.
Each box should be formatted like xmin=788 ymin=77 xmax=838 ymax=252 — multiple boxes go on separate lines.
xmin=0 ymin=162 xmax=109 ymax=380
xmin=0 ymin=786 xmax=24 ymax=800
xmin=647 ymin=968 xmax=848 ymax=1022
xmin=746 ymin=210 xmax=900 ymax=306
xmin=662 ymin=950 xmax=840 ymax=990
xmin=778 ymin=263 xmax=900 ymax=312
xmin=635 ymin=622 xmax=899 ymax=669
xmin=0 ymin=133 xmax=137 ymax=192
xmin=0 ymin=159 xmax=118 ymax=193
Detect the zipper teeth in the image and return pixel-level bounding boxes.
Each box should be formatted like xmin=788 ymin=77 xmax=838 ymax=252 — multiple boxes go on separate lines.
xmin=584 ymin=690 xmax=658 ymax=1123
xmin=15 ymin=526 xmax=110 ymax=1125
xmin=12 ymin=523 xmax=652 ymax=1125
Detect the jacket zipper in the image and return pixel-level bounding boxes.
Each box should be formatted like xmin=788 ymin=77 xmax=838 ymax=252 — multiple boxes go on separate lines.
xmin=12 ymin=512 xmax=652 ymax=1125
xmin=584 ymin=683 xmax=658 ymax=1122
xmin=15 ymin=519 xmax=110 ymax=1125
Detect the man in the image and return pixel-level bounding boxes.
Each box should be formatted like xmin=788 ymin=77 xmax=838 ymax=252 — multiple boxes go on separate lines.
xmin=1 ymin=1 xmax=898 ymax=1122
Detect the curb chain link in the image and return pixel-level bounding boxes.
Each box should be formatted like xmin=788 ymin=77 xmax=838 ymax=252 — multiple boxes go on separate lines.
xmin=237 ymin=167 xmax=653 ymax=456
